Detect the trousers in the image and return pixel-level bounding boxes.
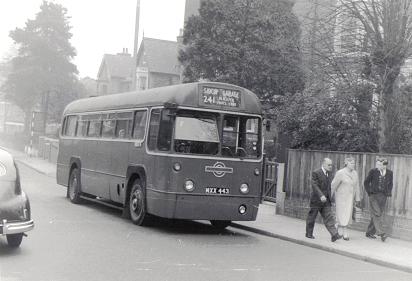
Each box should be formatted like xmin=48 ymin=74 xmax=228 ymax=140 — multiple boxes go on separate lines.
xmin=306 ymin=205 xmax=338 ymax=237
xmin=366 ymin=193 xmax=387 ymax=236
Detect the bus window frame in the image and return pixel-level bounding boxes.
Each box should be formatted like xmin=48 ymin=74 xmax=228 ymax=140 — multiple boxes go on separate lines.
xmin=62 ymin=115 xmax=78 ymax=137
xmin=131 ymin=109 xmax=148 ymax=141
xmin=115 ymin=111 xmax=133 ymax=140
xmin=101 ymin=113 xmax=116 ymax=139
xmin=145 ymin=106 xmax=263 ymax=162
xmin=86 ymin=114 xmax=103 ymax=138
xmin=60 ymin=107 xmax=150 ymax=143
xmin=173 ymin=110 xmax=220 ymax=156
xmin=147 ymin=107 xmax=162 ymax=151
xmin=76 ymin=115 xmax=89 ymax=137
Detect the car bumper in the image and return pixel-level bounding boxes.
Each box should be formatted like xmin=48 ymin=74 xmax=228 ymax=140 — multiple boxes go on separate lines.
xmin=0 ymin=219 xmax=34 ymax=235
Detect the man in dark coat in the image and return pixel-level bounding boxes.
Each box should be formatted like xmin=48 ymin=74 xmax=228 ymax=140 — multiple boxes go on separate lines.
xmin=364 ymin=157 xmax=393 ymax=242
xmin=305 ymin=158 xmax=341 ymax=242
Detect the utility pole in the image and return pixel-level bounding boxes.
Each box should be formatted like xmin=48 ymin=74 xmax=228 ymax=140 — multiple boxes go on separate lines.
xmin=132 ymin=0 xmax=141 ymax=90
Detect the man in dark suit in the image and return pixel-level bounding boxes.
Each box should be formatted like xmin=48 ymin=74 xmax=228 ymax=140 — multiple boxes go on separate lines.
xmin=306 ymin=158 xmax=341 ymax=242
xmin=364 ymin=157 xmax=393 ymax=242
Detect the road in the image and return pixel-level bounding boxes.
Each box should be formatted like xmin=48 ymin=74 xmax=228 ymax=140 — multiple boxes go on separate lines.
xmin=0 ymin=164 xmax=411 ymax=281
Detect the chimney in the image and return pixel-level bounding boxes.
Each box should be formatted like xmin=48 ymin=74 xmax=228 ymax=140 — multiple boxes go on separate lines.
xmin=117 ymin=48 xmax=130 ymax=56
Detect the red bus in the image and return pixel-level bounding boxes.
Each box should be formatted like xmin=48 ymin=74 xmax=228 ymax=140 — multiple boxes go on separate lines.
xmin=57 ymin=82 xmax=263 ymax=229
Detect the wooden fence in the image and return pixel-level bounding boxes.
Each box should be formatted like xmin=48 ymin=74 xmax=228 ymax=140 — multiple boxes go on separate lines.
xmin=284 ymin=149 xmax=412 ymax=240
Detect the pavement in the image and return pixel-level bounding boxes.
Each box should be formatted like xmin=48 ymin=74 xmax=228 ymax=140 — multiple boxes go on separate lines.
xmin=4 ymin=147 xmax=412 ymax=274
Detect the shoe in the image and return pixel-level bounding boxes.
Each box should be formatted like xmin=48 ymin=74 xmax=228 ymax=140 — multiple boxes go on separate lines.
xmin=366 ymin=233 xmax=377 ymax=239
xmin=379 ymin=233 xmax=387 ymax=242
xmin=331 ymin=234 xmax=343 ymax=242
xmin=343 ymin=236 xmax=350 ymax=241
xmin=305 ymin=234 xmax=315 ymax=239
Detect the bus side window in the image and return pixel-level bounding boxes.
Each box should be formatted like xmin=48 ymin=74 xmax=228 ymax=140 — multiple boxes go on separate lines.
xmin=116 ymin=112 xmax=133 ymax=139
xmin=148 ymin=109 xmax=161 ymax=151
xmin=157 ymin=109 xmax=173 ymax=151
xmin=87 ymin=114 xmax=102 ymax=138
xmin=132 ymin=111 xmax=147 ymax=140
xmin=76 ymin=116 xmax=88 ymax=137
xmin=65 ymin=115 xmax=77 ymax=137
xmin=102 ymin=114 xmax=116 ymax=138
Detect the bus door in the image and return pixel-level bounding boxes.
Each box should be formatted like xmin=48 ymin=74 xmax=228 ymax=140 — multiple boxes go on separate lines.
xmin=109 ymin=111 xmax=134 ymax=203
xmin=74 ymin=115 xmax=96 ymax=194
xmin=91 ymin=113 xmax=115 ymax=199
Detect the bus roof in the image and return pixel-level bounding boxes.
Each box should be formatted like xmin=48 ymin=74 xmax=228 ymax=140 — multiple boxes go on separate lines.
xmin=63 ymin=82 xmax=262 ymax=115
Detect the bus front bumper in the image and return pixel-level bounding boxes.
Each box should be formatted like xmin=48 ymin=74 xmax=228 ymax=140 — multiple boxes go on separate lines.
xmin=147 ymin=190 xmax=259 ymax=221
xmin=0 ymin=219 xmax=34 ymax=235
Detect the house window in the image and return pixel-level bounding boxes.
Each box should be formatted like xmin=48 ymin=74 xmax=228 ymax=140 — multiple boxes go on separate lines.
xmin=138 ymin=76 xmax=147 ymax=90
xmin=102 ymin=84 xmax=108 ymax=95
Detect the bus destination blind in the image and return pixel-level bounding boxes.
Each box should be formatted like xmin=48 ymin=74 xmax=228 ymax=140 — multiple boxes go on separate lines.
xmin=200 ymin=87 xmax=241 ymax=108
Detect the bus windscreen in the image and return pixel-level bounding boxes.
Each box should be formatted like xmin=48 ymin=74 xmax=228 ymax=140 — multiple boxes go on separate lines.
xmin=174 ymin=116 xmax=219 ymax=155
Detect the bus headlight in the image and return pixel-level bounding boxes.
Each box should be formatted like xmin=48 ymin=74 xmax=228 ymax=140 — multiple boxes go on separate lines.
xmin=173 ymin=162 xmax=181 ymax=171
xmin=240 ymin=183 xmax=249 ymax=194
xmin=254 ymin=168 xmax=260 ymax=176
xmin=239 ymin=205 xmax=247 ymax=215
xmin=184 ymin=180 xmax=195 ymax=192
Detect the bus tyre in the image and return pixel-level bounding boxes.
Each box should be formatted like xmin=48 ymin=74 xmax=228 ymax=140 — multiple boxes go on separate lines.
xmin=210 ymin=220 xmax=231 ymax=230
xmin=68 ymin=168 xmax=82 ymax=204
xmin=7 ymin=233 xmax=23 ymax=248
xmin=129 ymin=180 xmax=150 ymax=226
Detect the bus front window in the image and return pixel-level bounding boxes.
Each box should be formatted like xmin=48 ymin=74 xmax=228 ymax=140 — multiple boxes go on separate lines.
xmin=174 ymin=115 xmax=219 ymax=155
xmin=222 ymin=115 xmax=261 ymax=158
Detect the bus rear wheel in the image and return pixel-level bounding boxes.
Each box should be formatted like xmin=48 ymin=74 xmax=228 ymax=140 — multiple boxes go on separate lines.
xmin=129 ymin=179 xmax=150 ymax=226
xmin=210 ymin=220 xmax=231 ymax=230
xmin=68 ymin=167 xmax=82 ymax=204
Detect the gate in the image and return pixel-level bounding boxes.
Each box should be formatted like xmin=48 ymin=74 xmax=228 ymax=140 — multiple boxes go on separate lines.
xmin=261 ymin=159 xmax=278 ymax=202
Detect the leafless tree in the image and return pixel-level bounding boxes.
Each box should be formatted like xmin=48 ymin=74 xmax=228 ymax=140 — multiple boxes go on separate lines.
xmin=300 ymin=0 xmax=412 ymax=152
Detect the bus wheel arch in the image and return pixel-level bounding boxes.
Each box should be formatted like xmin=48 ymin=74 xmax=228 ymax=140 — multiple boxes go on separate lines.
xmin=67 ymin=159 xmax=82 ymax=204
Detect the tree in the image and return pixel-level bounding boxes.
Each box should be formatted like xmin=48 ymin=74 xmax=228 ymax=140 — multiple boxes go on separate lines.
xmin=1 ymin=1 xmax=78 ymax=133
xmin=276 ymin=84 xmax=379 ymax=152
xmin=281 ymin=0 xmax=412 ymax=153
xmin=179 ymin=0 xmax=305 ymax=103
xmin=334 ymin=0 xmax=412 ymax=152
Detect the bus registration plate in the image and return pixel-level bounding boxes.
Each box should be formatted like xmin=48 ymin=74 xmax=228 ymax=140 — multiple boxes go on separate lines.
xmin=205 ymin=187 xmax=230 ymax=195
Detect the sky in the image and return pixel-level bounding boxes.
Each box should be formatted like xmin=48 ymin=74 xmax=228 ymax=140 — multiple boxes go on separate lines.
xmin=0 ymin=0 xmax=186 ymax=79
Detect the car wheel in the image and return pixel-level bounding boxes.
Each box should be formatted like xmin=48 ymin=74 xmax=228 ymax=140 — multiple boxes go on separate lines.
xmin=129 ymin=179 xmax=150 ymax=226
xmin=7 ymin=233 xmax=23 ymax=248
xmin=210 ymin=220 xmax=231 ymax=230
xmin=68 ymin=167 xmax=82 ymax=204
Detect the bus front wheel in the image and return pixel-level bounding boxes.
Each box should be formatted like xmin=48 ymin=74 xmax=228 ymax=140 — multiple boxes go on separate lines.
xmin=210 ymin=220 xmax=231 ymax=230
xmin=68 ymin=168 xmax=82 ymax=204
xmin=129 ymin=180 xmax=150 ymax=226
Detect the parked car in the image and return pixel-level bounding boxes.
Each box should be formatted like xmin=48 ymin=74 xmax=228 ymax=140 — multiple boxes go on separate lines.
xmin=0 ymin=147 xmax=34 ymax=247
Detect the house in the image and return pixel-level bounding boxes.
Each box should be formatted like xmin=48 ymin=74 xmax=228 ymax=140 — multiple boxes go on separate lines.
xmin=96 ymin=48 xmax=135 ymax=95
xmin=135 ymin=37 xmax=181 ymax=91
xmin=79 ymin=77 xmax=98 ymax=98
